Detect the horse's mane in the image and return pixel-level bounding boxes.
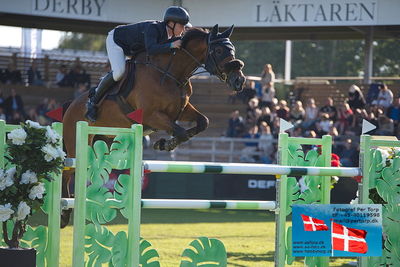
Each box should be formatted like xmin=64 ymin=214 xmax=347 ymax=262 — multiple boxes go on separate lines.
xmin=181 ymin=27 xmax=208 ymax=48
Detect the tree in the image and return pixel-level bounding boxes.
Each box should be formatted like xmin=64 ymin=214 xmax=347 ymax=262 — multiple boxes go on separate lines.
xmin=58 ymin=32 xmax=106 ymax=52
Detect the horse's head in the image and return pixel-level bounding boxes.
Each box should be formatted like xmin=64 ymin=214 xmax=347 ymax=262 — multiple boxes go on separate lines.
xmin=205 ymin=24 xmax=246 ymax=91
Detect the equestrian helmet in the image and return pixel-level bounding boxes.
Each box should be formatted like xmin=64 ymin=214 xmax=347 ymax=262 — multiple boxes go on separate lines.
xmin=164 ymin=6 xmax=190 ymax=25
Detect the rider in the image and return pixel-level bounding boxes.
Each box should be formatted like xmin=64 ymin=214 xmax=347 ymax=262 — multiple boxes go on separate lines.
xmin=86 ymin=6 xmax=190 ymax=122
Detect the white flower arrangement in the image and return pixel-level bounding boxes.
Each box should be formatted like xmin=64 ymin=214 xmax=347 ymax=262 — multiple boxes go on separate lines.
xmin=15 ymin=201 xmax=30 ymax=221
xmin=45 ymin=125 xmax=61 ymax=144
xmin=20 ymin=170 xmax=38 ymax=185
xmin=0 ymin=203 xmax=14 ymax=222
xmin=28 ymin=183 xmax=45 ymax=200
xmin=0 ymin=121 xmax=64 ymax=248
xmin=7 ymin=128 xmax=27 ymax=145
xmin=0 ymin=169 xmax=13 ymax=190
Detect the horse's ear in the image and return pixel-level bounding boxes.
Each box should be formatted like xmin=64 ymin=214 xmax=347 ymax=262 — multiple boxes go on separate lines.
xmin=211 ymin=24 xmax=219 ymax=37
xmin=221 ymin=25 xmax=234 ymax=38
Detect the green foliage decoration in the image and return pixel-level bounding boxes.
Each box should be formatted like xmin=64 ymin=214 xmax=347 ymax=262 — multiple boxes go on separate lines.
xmin=368 ymin=147 xmax=400 ymax=265
xmin=180 ymin=237 xmax=227 ymax=267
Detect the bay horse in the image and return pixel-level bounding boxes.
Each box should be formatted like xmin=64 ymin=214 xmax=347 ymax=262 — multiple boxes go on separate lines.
xmin=61 ymin=24 xmax=246 ymax=226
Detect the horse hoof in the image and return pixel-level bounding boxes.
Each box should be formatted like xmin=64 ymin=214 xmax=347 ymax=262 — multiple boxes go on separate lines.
xmin=60 ymin=209 xmax=72 ymax=228
xmin=165 ymin=139 xmax=178 ymax=151
xmin=154 ymin=138 xmax=166 ymax=151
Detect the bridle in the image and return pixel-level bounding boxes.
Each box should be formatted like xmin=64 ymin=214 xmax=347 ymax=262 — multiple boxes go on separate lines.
xmin=136 ymin=33 xmax=235 ymax=88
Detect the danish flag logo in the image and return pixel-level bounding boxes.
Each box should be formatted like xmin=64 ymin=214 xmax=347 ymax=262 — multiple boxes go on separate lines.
xmin=331 ymin=222 xmax=368 ymax=254
xmin=301 ymin=214 xmax=329 ymax=231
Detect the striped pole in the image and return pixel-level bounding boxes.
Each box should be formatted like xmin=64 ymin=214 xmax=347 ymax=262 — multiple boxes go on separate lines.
xmin=143 ymin=160 xmax=361 ymax=177
xmin=65 ymin=159 xmax=361 ymax=177
xmin=61 ymin=198 xmax=276 ymax=211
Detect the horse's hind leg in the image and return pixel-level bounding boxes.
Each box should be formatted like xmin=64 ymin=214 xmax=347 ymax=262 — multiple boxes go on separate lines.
xmin=60 ymin=170 xmax=73 ymax=228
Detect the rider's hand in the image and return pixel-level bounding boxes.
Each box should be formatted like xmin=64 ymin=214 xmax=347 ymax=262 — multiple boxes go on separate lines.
xmin=171 ymin=40 xmax=182 ymax=49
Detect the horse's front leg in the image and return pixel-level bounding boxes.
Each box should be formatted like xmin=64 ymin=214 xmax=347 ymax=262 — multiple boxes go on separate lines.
xmin=145 ymin=111 xmax=189 ymax=151
xmin=177 ymin=102 xmax=209 ymax=139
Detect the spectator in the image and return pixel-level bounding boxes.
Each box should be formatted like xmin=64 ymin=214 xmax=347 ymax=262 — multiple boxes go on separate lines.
xmin=4 ymin=89 xmax=24 ymax=119
xmin=316 ymin=113 xmax=333 ymax=136
xmin=74 ymin=83 xmax=89 ymax=99
xmin=376 ymin=115 xmax=394 ymax=136
xmin=289 ymin=100 xmax=305 ymax=127
xmin=0 ymin=107 xmax=6 ymax=121
xmin=36 ymin=98 xmax=49 ymax=117
xmin=257 ymin=106 xmax=274 ymax=128
xmin=69 ymin=64 xmax=91 ymax=88
xmin=9 ymin=110 xmax=24 ymax=124
xmin=335 ymin=103 xmax=354 ymax=135
xmin=26 ymin=107 xmax=39 ymax=122
xmin=3 ymin=62 xmax=22 ymax=84
xmin=387 ymin=97 xmax=400 ymax=131
xmin=245 ymin=98 xmax=261 ymax=129
xmin=276 ymin=100 xmax=290 ymax=120
xmin=372 ymin=83 xmax=393 ymax=109
xmin=55 ymin=65 xmax=70 ymax=87
xmin=347 ymin=84 xmax=366 ymax=110
xmin=0 ymin=88 xmax=5 ymax=109
xmin=319 ymin=97 xmax=337 ymax=122
xmin=258 ymin=122 xmax=274 ymax=163
xmin=260 ymin=64 xmax=275 ymax=107
xmin=226 ymin=110 xmax=245 ymax=137
xmin=302 ymin=98 xmax=318 ymax=130
xmin=338 ymin=139 xmax=358 ymax=167
xmin=27 ymin=60 xmax=44 ymax=86
xmin=240 ymin=125 xmax=260 ymax=163
xmin=271 ymin=116 xmax=281 ymax=137
xmin=0 ymin=68 xmax=5 ymax=84
xmin=292 ymin=127 xmax=303 ymax=137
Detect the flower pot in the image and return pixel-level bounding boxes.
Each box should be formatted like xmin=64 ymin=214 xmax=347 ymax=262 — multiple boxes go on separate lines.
xmin=0 ymin=247 xmax=36 ymax=267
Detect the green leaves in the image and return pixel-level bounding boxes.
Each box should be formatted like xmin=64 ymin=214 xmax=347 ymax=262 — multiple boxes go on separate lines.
xmin=140 ymin=238 xmax=160 ymax=267
xmin=85 ymin=223 xmax=115 ymax=266
xmin=111 ymin=232 xmax=128 ymax=267
xmin=109 ymin=134 xmax=134 ymax=170
xmin=112 ymin=174 xmax=131 ymax=219
xmin=377 ymin=157 xmax=400 ymax=204
xmin=285 ymin=177 xmax=300 ymax=216
xmin=180 ymin=237 xmax=227 ymax=267
xmin=88 ymin=141 xmax=112 ymax=186
xmin=86 ymin=184 xmax=116 ymax=224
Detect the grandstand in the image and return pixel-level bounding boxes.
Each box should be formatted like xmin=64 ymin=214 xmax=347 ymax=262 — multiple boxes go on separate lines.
xmin=1 ymin=47 xmax=400 ymax=163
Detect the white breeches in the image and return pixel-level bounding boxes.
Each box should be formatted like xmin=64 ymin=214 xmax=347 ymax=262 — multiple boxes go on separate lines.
xmin=106 ymin=29 xmax=126 ymax=81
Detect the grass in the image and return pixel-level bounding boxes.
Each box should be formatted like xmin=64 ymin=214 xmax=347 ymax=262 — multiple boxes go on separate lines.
xmin=34 ymin=209 xmax=357 ymax=266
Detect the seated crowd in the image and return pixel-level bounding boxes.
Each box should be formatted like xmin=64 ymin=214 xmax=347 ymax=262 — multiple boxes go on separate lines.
xmin=0 ymin=88 xmax=60 ymax=125
xmin=226 ymin=78 xmax=397 ymax=167
xmin=0 ymin=60 xmax=91 ymax=90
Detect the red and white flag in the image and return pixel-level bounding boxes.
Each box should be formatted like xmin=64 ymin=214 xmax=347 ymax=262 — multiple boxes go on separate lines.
xmin=301 ymin=214 xmax=329 ymax=231
xmin=332 ymin=222 xmax=368 ymax=254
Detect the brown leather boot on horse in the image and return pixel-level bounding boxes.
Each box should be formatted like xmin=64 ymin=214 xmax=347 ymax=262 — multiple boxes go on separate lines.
xmin=85 ymin=72 xmax=117 ymax=122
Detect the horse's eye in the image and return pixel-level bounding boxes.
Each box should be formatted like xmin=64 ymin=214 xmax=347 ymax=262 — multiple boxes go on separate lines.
xmin=215 ymin=47 xmax=223 ymax=55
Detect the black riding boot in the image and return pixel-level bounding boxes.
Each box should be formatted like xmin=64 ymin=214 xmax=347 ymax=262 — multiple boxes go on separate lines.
xmin=85 ymin=72 xmax=117 ymax=122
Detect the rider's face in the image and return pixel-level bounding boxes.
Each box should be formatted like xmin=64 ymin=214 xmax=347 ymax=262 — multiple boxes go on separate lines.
xmin=174 ymin=23 xmax=185 ymax=36
xmin=168 ymin=22 xmax=185 ymax=37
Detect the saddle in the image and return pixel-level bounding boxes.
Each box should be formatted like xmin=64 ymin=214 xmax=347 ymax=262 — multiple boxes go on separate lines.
xmin=104 ymin=59 xmax=137 ymax=115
